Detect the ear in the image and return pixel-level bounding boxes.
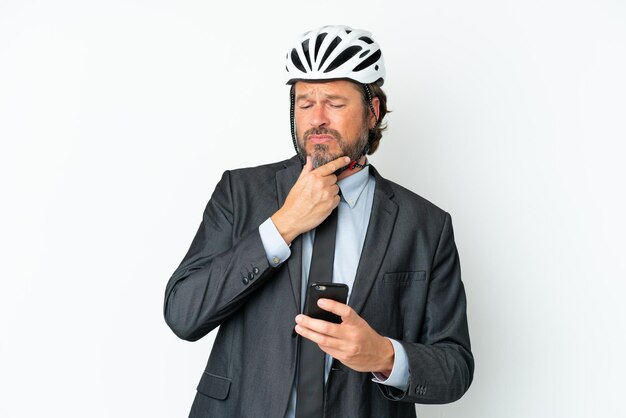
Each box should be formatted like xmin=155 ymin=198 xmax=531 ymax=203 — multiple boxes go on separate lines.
xmin=369 ymin=96 xmax=380 ymax=129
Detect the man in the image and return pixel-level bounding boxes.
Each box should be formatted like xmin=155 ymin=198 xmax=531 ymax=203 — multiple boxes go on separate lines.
xmin=164 ymin=25 xmax=473 ymax=418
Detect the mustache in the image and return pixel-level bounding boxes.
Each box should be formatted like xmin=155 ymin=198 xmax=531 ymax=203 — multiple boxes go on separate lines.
xmin=303 ymin=127 xmax=343 ymax=141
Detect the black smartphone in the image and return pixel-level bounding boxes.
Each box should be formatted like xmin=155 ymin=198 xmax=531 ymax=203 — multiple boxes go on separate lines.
xmin=303 ymin=282 xmax=349 ymax=324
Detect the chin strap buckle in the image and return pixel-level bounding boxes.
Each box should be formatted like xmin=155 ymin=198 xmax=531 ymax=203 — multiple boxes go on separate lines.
xmin=349 ymin=160 xmax=366 ymax=170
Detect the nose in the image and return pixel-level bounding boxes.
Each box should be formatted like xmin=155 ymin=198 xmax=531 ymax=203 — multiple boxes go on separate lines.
xmin=309 ymin=104 xmax=329 ymax=128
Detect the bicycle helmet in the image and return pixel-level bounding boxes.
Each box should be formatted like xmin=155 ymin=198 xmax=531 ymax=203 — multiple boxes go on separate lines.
xmin=286 ymin=25 xmax=385 ymax=86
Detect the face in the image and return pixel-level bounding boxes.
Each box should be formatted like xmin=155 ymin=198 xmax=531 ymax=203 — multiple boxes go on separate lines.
xmin=294 ymin=80 xmax=376 ymax=168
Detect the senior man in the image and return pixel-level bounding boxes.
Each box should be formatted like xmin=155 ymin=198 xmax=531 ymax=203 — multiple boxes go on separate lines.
xmin=164 ymin=25 xmax=474 ymax=418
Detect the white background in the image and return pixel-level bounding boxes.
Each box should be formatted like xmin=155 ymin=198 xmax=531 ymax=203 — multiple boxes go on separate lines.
xmin=1 ymin=1 xmax=625 ymax=417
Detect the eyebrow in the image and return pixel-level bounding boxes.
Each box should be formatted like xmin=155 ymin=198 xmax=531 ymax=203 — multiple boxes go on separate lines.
xmin=295 ymin=93 xmax=349 ymax=102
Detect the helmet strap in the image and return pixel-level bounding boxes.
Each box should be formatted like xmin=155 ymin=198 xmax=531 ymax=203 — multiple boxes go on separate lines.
xmin=290 ymin=85 xmax=305 ymax=165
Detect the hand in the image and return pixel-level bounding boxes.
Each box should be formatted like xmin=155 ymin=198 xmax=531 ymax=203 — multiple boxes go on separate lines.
xmin=294 ymin=298 xmax=395 ymax=375
xmin=272 ymin=156 xmax=350 ymax=244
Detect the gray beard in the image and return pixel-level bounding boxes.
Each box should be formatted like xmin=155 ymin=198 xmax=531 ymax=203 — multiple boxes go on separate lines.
xmin=298 ymin=125 xmax=370 ymax=169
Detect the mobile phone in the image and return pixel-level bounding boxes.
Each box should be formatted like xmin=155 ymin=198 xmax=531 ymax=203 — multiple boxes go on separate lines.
xmin=303 ymin=282 xmax=349 ymax=324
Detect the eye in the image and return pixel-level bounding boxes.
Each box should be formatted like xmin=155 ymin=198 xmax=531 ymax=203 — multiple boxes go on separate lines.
xmin=329 ymin=103 xmax=345 ymax=109
xmin=298 ymin=103 xmax=313 ymax=109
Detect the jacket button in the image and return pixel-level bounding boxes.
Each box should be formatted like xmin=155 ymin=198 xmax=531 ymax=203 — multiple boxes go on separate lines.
xmin=253 ymin=267 xmax=260 ymax=275
xmin=248 ymin=272 xmax=254 ymax=280
xmin=242 ymin=277 xmax=249 ymax=285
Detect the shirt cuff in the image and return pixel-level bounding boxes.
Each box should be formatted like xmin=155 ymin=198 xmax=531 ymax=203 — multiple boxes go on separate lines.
xmin=259 ymin=217 xmax=291 ymax=267
xmin=371 ymin=338 xmax=410 ymax=391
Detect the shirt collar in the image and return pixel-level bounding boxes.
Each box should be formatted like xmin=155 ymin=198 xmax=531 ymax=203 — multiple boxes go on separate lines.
xmin=337 ymin=166 xmax=371 ymax=209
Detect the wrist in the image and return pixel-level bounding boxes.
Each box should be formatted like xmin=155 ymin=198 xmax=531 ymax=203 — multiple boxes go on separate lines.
xmin=271 ymin=210 xmax=299 ymax=245
xmin=376 ymin=337 xmax=395 ymax=377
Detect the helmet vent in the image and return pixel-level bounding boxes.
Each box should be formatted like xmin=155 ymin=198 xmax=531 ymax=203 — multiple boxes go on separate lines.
xmin=302 ymin=39 xmax=313 ymax=71
xmin=313 ymin=33 xmax=327 ymax=62
xmin=353 ymin=49 xmax=381 ymax=72
xmin=325 ymin=45 xmax=363 ymax=73
xmin=290 ymin=48 xmax=306 ymax=72
xmin=319 ymin=36 xmax=342 ymax=70
xmin=359 ymin=36 xmax=374 ymax=44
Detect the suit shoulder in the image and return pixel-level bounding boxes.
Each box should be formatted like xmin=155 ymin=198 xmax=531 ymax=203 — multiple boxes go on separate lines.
xmin=381 ymin=176 xmax=450 ymax=221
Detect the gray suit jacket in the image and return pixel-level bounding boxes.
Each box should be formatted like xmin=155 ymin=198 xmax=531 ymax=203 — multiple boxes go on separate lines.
xmin=164 ymin=156 xmax=473 ymax=418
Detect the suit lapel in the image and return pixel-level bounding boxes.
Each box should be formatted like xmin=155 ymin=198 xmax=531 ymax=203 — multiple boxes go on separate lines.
xmin=275 ymin=156 xmax=304 ymax=311
xmin=349 ymin=166 xmax=398 ymax=315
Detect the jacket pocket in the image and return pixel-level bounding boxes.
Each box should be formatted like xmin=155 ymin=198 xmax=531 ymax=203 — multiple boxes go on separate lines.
xmin=197 ymin=372 xmax=232 ymax=400
xmin=383 ymin=271 xmax=426 ymax=285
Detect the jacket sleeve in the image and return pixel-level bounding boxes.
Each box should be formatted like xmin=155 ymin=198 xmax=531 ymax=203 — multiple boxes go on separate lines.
xmin=163 ymin=170 xmax=277 ymax=341
xmin=377 ymin=213 xmax=474 ymax=404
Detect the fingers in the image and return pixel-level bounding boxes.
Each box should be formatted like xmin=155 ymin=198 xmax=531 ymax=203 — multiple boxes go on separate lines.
xmin=316 ymin=156 xmax=350 ymax=176
xmin=299 ymin=156 xmax=349 ymax=182
xmin=317 ymin=299 xmax=356 ymax=323
xmin=294 ymin=324 xmax=340 ymax=351
xmin=299 ymin=155 xmax=347 ymax=179
xmin=294 ymin=315 xmax=342 ymax=348
xmin=293 ymin=300 xmax=356 ymax=340
xmin=296 ymin=314 xmax=340 ymax=337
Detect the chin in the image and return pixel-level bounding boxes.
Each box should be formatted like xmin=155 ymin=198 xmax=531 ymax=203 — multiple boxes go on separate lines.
xmin=311 ymin=152 xmax=341 ymax=169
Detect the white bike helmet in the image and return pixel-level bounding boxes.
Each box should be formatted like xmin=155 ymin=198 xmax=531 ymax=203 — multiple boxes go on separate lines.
xmin=286 ymin=25 xmax=385 ymax=86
